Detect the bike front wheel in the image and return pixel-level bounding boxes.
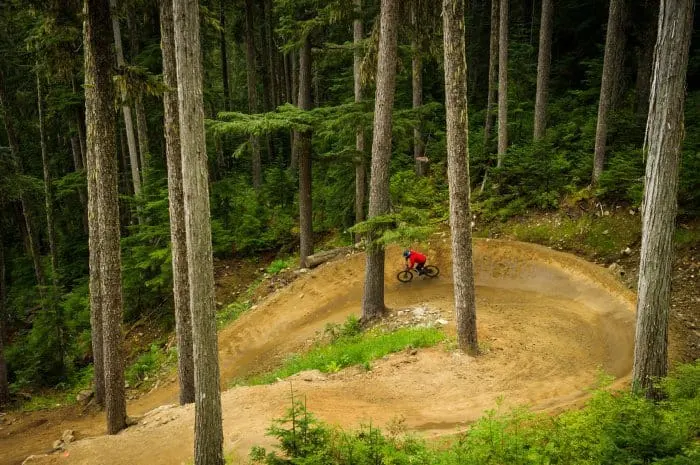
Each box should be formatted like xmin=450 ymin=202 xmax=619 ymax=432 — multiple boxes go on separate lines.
xmin=423 ymin=265 xmax=440 ymax=278
xmin=397 ymin=270 xmax=413 ymax=282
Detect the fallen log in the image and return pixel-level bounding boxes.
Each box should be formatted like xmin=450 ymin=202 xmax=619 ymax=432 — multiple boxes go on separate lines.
xmin=303 ymin=246 xmax=354 ymax=268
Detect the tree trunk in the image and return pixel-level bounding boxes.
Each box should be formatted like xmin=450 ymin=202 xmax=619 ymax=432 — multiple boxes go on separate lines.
xmin=496 ymin=0 xmax=508 ymax=167
xmin=0 ymin=238 xmax=9 ymax=406
xmin=0 ymin=70 xmax=46 ymax=292
xmin=632 ymin=0 xmax=693 ymax=400
xmin=85 ymin=0 xmax=126 ymax=433
xmin=533 ymin=0 xmax=553 ymax=140
xmin=159 ymin=0 xmax=195 ymax=406
xmin=173 ymin=0 xmax=224 ymax=463
xmin=296 ymin=37 xmax=313 ymax=268
xmin=484 ymin=0 xmax=498 ymax=149
xmin=37 ymin=71 xmax=65 ymax=374
xmin=244 ymin=0 xmax=262 ymax=189
xmin=361 ymin=0 xmax=398 ymax=321
xmin=283 ymin=52 xmax=292 ymax=104
xmin=291 ymin=49 xmax=298 ymax=107
xmin=219 ymin=1 xmax=231 ymax=112
xmin=411 ymin=0 xmax=427 ymax=176
xmin=135 ymin=95 xmax=149 ymax=172
xmin=354 ymin=0 xmax=366 ymax=241
xmin=442 ymin=0 xmax=479 ymax=354
xmin=110 ymin=0 xmax=142 ymax=198
xmin=635 ymin=0 xmax=658 ymax=122
xmin=262 ymin=0 xmax=278 ymax=110
xmin=592 ymin=0 xmax=627 ymax=185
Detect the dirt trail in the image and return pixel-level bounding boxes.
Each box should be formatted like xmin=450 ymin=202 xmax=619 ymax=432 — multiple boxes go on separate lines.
xmin=2 ymin=239 xmax=636 ymax=465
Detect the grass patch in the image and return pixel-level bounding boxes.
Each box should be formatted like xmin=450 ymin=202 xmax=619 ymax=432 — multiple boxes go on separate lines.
xmin=243 ymin=323 xmax=445 ymax=385
xmin=15 ymin=366 xmax=94 ymax=411
xmin=265 ymin=258 xmax=292 ymax=274
xmin=125 ymin=342 xmax=177 ymax=388
xmin=675 ymin=226 xmax=700 ymax=248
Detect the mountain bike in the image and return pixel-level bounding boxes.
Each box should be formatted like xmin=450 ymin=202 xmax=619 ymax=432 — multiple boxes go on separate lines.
xmin=397 ymin=265 xmax=440 ymax=283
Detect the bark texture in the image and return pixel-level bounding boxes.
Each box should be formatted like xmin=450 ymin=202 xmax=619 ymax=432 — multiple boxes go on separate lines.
xmin=484 ymin=0 xmax=498 ymax=148
xmin=497 ymin=0 xmax=508 ymax=166
xmin=592 ymin=0 xmax=627 ymax=185
xmin=442 ymin=0 xmax=478 ymax=353
xmin=362 ymin=0 xmax=398 ymax=321
xmin=159 ymin=0 xmax=195 ymax=405
xmin=0 ymin=239 xmax=9 ymax=406
xmin=635 ymin=0 xmax=658 ymax=121
xmin=110 ymin=0 xmax=141 ymax=197
xmin=135 ymin=95 xmax=149 ymax=171
xmin=85 ymin=0 xmax=126 ymax=433
xmin=297 ymin=37 xmax=314 ymax=268
xmin=411 ymin=0 xmax=427 ymax=176
xmin=632 ymin=0 xmax=693 ymax=399
xmin=354 ymin=0 xmax=366 ymax=239
xmin=533 ymin=0 xmax=553 ymax=140
xmin=173 ymin=0 xmax=224 ymax=462
xmin=219 ymin=1 xmax=231 ymax=112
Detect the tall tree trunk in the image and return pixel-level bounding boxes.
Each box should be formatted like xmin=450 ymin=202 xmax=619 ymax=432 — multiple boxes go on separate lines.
xmin=135 ymin=95 xmax=149 ymax=173
xmin=0 ymin=71 xmax=46 ymax=292
xmin=411 ymin=0 xmax=427 ymax=176
xmin=533 ymin=0 xmax=553 ymax=140
xmin=160 ymin=0 xmax=195 ymax=406
xmin=291 ymin=49 xmax=298 ymax=107
xmin=283 ymin=52 xmax=292 ymax=104
xmin=296 ymin=37 xmax=313 ymax=268
xmin=219 ymin=1 xmax=231 ymax=112
xmin=635 ymin=0 xmax=658 ymax=122
xmin=484 ymin=0 xmax=498 ymax=149
xmin=443 ymin=0 xmax=478 ymax=354
xmin=496 ymin=0 xmax=508 ymax=167
xmin=354 ymin=0 xmax=366 ymax=240
xmin=0 ymin=237 xmax=9 ymax=406
xmin=37 ymin=71 xmax=65 ymax=374
xmin=632 ymin=0 xmax=693 ymax=400
xmin=262 ymin=0 xmax=278 ymax=109
xmin=173 ymin=0 xmax=224 ymax=463
xmin=361 ymin=0 xmax=398 ymax=321
xmin=110 ymin=0 xmax=142 ymax=198
xmin=244 ymin=0 xmax=262 ymax=189
xmin=592 ymin=0 xmax=627 ymax=185
xmin=85 ymin=0 xmax=126 ymax=433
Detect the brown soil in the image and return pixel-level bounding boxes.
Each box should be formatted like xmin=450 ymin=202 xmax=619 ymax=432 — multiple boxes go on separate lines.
xmin=2 ymin=239 xmax=639 ymax=465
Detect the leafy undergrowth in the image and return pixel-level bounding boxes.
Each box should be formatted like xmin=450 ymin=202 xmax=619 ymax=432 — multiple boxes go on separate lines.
xmin=238 ymin=316 xmax=445 ymax=386
xmin=249 ymin=361 xmax=700 ymax=465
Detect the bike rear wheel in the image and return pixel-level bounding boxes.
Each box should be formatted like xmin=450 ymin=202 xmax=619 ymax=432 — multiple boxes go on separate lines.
xmin=423 ymin=265 xmax=440 ymax=278
xmin=397 ymin=270 xmax=413 ymax=282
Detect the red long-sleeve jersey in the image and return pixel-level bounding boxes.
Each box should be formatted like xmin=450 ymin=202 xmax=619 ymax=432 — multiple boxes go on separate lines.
xmin=406 ymin=250 xmax=426 ymax=268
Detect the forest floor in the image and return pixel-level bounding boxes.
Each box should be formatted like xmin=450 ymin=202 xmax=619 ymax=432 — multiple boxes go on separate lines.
xmin=1 ymin=218 xmax=697 ymax=465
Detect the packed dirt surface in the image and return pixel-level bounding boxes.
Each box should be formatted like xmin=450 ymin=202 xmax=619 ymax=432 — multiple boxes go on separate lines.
xmin=2 ymin=239 xmax=637 ymax=465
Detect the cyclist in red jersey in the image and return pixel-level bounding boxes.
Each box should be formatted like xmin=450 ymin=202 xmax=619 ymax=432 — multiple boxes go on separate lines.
xmin=403 ymin=249 xmax=427 ymax=274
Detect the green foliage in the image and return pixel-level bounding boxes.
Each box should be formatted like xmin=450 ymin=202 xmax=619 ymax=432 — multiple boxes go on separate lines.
xmin=245 ymin=326 xmax=445 ymax=385
xmin=266 ymin=258 xmax=293 ymax=275
xmin=125 ymin=342 xmax=176 ymax=388
xmin=250 ymin=362 xmax=700 ymax=465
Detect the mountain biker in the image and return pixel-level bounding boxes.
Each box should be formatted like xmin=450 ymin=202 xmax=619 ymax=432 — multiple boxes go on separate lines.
xmin=403 ymin=249 xmax=427 ymax=274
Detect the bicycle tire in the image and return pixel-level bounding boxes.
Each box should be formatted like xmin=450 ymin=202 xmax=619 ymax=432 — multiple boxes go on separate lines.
xmin=423 ymin=265 xmax=440 ymax=278
xmin=397 ymin=270 xmax=413 ymax=283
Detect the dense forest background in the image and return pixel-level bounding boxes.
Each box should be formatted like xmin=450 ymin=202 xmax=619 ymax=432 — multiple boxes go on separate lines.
xmin=0 ymin=0 xmax=697 ymax=394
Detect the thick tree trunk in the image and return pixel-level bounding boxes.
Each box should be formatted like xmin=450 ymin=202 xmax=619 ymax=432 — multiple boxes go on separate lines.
xmin=484 ymin=0 xmax=498 ymax=149
xmin=632 ymin=0 xmax=693 ymax=399
xmin=219 ymin=2 xmax=231 ymax=112
xmin=291 ymin=49 xmax=298 ymax=107
xmin=362 ymin=0 xmax=398 ymax=321
xmin=635 ymin=0 xmax=658 ymax=122
xmin=159 ymin=0 xmax=195 ymax=406
xmin=283 ymin=52 xmax=292 ymax=104
xmin=496 ymin=0 xmax=508 ymax=167
xmin=110 ymin=0 xmax=141 ymax=198
xmin=354 ymin=0 xmax=366 ymax=241
xmin=262 ymin=0 xmax=278 ymax=110
xmin=0 ymin=239 xmax=9 ymax=406
xmin=592 ymin=0 xmax=627 ymax=185
xmin=244 ymin=0 xmax=262 ymax=189
xmin=296 ymin=37 xmax=314 ymax=268
xmin=173 ymin=0 xmax=224 ymax=463
xmin=533 ymin=0 xmax=553 ymax=140
xmin=443 ymin=0 xmax=478 ymax=354
xmin=411 ymin=0 xmax=427 ymax=176
xmin=85 ymin=0 xmax=126 ymax=433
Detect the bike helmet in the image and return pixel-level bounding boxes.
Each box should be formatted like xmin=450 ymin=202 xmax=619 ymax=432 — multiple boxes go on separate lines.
xmin=403 ymin=249 xmax=410 ymax=258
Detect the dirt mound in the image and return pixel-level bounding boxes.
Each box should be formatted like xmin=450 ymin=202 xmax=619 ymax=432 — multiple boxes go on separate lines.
xmin=2 ymin=239 xmax=636 ymax=465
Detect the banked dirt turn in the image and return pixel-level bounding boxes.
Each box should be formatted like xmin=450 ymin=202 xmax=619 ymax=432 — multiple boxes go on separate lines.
xmin=7 ymin=239 xmax=636 ymax=465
